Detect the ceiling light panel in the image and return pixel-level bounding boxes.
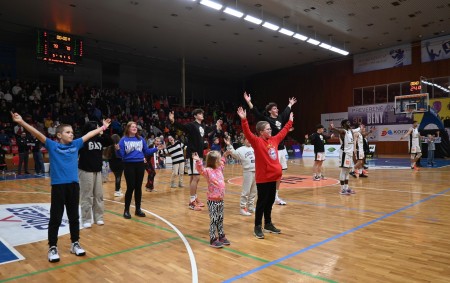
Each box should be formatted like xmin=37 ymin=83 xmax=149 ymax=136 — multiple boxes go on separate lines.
xmin=200 ymin=0 xmax=222 ymax=10
xmin=307 ymin=38 xmax=320 ymax=45
xmin=262 ymin=22 xmax=279 ymax=31
xmin=278 ymin=28 xmax=294 ymax=36
xmin=244 ymin=15 xmax=263 ymax=25
xmin=223 ymin=7 xmax=244 ymax=18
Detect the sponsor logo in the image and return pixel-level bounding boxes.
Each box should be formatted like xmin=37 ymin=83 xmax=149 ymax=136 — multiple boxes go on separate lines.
xmin=0 ymin=204 xmax=71 ymax=246
xmin=381 ymin=128 xmax=409 ymax=136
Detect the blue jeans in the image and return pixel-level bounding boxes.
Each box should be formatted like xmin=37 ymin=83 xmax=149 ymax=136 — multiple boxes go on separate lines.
xmin=427 ymin=150 xmax=434 ymax=164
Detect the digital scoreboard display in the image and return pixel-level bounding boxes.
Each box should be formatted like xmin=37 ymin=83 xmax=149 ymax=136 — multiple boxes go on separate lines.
xmin=37 ymin=30 xmax=83 ymax=65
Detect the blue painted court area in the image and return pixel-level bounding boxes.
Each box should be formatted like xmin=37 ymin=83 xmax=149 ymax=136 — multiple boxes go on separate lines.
xmin=366 ymin=158 xmax=450 ymax=169
xmin=0 ymin=238 xmax=24 ymax=265
xmin=0 ymin=173 xmax=47 ymax=181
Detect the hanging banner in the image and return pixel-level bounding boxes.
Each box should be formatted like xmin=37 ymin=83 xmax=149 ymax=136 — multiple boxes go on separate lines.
xmin=421 ymin=35 xmax=450 ymax=62
xmin=320 ymin=112 xmax=348 ymax=129
xmin=353 ymin=44 xmax=412 ymax=73
xmin=348 ymin=103 xmax=413 ymax=126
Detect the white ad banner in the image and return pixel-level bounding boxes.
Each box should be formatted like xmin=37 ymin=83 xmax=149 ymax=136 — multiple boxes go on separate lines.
xmin=321 ymin=112 xmax=348 ymax=130
xmin=421 ymin=34 xmax=450 ymax=62
xmin=303 ymin=145 xmax=341 ymax=157
xmin=353 ymin=44 xmax=412 ymax=73
xmin=370 ymin=124 xmax=412 ymax=141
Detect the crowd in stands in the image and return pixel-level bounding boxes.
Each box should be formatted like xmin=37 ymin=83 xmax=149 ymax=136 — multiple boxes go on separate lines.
xmin=0 ymin=78 xmax=298 ymax=165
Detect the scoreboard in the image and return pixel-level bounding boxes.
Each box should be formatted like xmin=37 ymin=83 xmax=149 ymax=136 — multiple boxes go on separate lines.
xmin=36 ymin=30 xmax=83 ymax=65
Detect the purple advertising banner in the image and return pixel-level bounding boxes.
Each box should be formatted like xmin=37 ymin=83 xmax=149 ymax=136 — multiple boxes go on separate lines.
xmin=348 ymin=103 xmax=413 ymax=126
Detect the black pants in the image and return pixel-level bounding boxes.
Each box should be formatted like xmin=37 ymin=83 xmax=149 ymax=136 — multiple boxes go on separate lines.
xmin=254 ymin=181 xmax=277 ymax=227
xmin=48 ymin=183 xmax=80 ymax=247
xmin=123 ymin=162 xmax=145 ymax=211
xmin=18 ymin=152 xmax=29 ymax=174
xmin=112 ymin=170 xmax=123 ymax=191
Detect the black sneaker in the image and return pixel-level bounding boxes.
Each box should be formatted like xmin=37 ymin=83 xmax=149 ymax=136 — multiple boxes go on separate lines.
xmin=135 ymin=209 xmax=146 ymax=217
xmin=264 ymin=223 xmax=281 ymax=234
xmin=254 ymin=225 xmax=264 ymax=239
xmin=359 ymin=173 xmax=368 ymax=177
xmin=349 ymin=171 xmax=357 ymax=178
xmin=363 ymin=166 xmax=368 ymax=169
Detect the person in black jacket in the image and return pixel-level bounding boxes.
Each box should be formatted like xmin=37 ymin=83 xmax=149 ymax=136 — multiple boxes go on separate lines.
xmin=29 ymin=132 xmax=45 ymax=175
xmin=105 ymin=134 xmax=124 ymax=197
xmin=17 ymin=132 xmax=30 ymax=175
xmin=78 ymin=121 xmax=110 ymax=228
xmin=310 ymin=124 xmax=333 ymax=181
xmin=169 ymin=108 xmax=222 ymax=211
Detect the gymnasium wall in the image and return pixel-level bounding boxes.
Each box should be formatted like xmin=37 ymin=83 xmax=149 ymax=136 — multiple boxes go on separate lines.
xmin=244 ymin=43 xmax=450 ymax=154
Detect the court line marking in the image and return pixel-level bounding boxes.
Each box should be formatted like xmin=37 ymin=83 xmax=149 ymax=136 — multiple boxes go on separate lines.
xmin=222 ymin=187 xmax=450 ymax=282
xmin=0 ymin=237 xmax=180 ymax=283
xmin=349 ymin=186 xmax=450 ymax=196
xmin=0 ymin=188 xmax=335 ymax=283
xmin=106 ymin=199 xmax=199 ymax=283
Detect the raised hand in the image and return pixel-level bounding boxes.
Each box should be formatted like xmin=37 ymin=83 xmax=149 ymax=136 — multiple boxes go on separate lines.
xmin=10 ymin=112 xmax=23 ymax=123
xmin=243 ymin=92 xmax=251 ymax=103
xmin=237 ymin=107 xmax=246 ymax=119
xmin=102 ymin=118 xmax=111 ymax=128
xmin=289 ymin=97 xmax=297 ymax=107
xmin=192 ymin=152 xmax=200 ymax=161
xmin=289 ymin=112 xmax=294 ymax=121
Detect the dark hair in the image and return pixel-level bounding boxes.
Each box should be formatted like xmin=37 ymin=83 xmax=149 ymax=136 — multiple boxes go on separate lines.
xmin=192 ymin=108 xmax=204 ymax=116
xmin=104 ymin=134 xmax=121 ymax=160
xmin=82 ymin=121 xmax=99 ymax=135
xmin=316 ymin=124 xmax=324 ymax=130
xmin=265 ymin=102 xmax=277 ymax=113
xmin=341 ymin=119 xmax=349 ymax=127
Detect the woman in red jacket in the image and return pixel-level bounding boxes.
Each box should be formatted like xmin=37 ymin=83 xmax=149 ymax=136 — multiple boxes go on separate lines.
xmin=236 ymin=107 xmax=293 ymax=239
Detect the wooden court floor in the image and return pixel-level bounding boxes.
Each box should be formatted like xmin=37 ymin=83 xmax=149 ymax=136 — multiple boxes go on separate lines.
xmin=1 ymin=157 xmax=450 ymax=283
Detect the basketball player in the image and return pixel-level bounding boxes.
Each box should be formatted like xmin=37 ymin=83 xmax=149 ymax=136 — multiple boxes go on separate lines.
xmin=243 ymin=92 xmax=297 ymax=205
xmin=169 ymin=109 xmax=223 ymax=211
xmin=400 ymin=121 xmax=422 ymax=170
xmin=330 ymin=120 xmax=356 ymax=195
xmin=353 ymin=123 xmax=371 ymax=178
xmin=310 ymin=124 xmax=333 ymax=181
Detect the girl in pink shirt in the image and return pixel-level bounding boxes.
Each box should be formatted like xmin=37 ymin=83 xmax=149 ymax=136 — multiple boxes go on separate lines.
xmin=193 ymin=150 xmax=231 ymax=248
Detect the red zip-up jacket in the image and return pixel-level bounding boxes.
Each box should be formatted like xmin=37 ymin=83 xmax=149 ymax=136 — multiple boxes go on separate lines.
xmin=241 ymin=118 xmax=293 ymax=184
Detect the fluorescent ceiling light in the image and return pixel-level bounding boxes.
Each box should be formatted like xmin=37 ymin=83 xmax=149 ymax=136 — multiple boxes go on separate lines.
xmin=262 ymin=22 xmax=279 ymax=31
xmin=278 ymin=28 xmax=294 ymax=36
xmin=330 ymin=46 xmax=349 ymax=55
xmin=319 ymin=43 xmax=331 ymax=49
xmin=307 ymin=38 xmax=320 ymax=45
xmin=244 ymin=15 xmax=263 ymax=25
xmin=200 ymin=0 xmax=222 ymax=10
xmin=293 ymin=33 xmax=308 ymax=41
xmin=223 ymin=7 xmax=244 ymax=18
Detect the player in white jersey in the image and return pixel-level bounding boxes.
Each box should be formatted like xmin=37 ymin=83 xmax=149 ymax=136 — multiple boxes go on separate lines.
xmin=400 ymin=120 xmax=422 ymax=170
xmin=352 ymin=123 xmax=371 ymax=178
xmin=330 ymin=119 xmax=356 ymax=195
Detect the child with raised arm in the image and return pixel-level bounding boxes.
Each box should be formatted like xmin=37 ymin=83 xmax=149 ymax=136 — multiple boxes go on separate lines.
xmin=193 ymin=151 xmax=231 ymax=248
xmin=224 ymin=136 xmax=257 ymax=216
xmin=11 ymin=112 xmax=111 ymax=263
xmin=236 ymin=106 xmax=293 ymax=239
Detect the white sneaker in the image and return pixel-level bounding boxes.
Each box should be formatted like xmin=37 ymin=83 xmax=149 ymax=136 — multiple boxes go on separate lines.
xmin=70 ymin=241 xmax=86 ymax=256
xmin=114 ymin=191 xmax=123 ymax=197
xmin=240 ymin=208 xmax=252 ymax=216
xmin=48 ymin=246 xmax=60 ymax=262
xmin=248 ymin=207 xmax=256 ymax=213
xmin=275 ymin=198 xmax=287 ymax=205
xmin=96 ymin=220 xmax=104 ymax=225
xmin=83 ymin=222 xmax=92 ymax=228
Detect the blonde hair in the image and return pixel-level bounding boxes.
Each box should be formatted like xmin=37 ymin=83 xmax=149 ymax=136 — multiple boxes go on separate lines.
xmin=205 ymin=150 xmax=221 ymax=169
xmin=256 ymin=121 xmax=269 ymax=136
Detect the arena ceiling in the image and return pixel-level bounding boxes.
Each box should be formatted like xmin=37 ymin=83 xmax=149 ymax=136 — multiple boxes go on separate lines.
xmin=1 ymin=0 xmax=449 ymax=79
